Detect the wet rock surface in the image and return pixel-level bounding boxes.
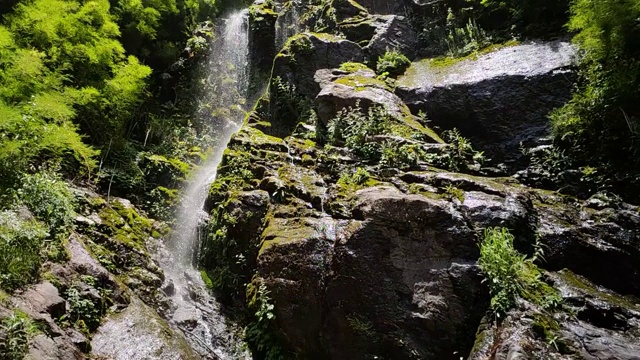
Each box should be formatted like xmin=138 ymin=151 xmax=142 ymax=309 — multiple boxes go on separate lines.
xmin=397 ymin=41 xmax=577 ymax=168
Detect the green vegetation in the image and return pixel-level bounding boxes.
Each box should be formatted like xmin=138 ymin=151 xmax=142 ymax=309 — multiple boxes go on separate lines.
xmin=0 ymin=310 xmax=39 ymax=360
xmin=15 ymin=172 xmax=76 ymax=234
xmin=376 ymin=50 xmax=411 ymax=77
xmin=421 ymin=129 xmax=484 ymax=173
xmin=478 ymin=227 xmax=561 ymax=319
xmin=0 ymin=211 xmax=48 ymax=291
xmin=444 ymin=185 xmax=465 ymax=203
xmin=325 ymin=104 xmax=393 ymax=161
xmin=337 ymin=167 xmax=378 ymax=191
xmin=411 ymin=0 xmax=567 ymax=59
xmin=541 ymin=0 xmax=640 ymax=203
xmin=0 ymin=171 xmax=78 ymax=291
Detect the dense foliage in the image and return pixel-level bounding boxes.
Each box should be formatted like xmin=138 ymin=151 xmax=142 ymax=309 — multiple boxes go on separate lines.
xmin=546 ymin=0 xmax=640 ymax=202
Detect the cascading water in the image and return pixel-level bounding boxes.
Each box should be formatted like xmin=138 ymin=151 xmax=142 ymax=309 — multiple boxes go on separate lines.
xmin=154 ymin=9 xmax=251 ymax=360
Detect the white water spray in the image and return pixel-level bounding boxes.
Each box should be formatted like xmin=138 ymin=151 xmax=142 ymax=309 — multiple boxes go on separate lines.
xmin=156 ymin=9 xmax=251 ymax=360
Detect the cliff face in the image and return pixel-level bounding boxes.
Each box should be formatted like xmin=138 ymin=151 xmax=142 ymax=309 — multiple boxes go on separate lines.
xmin=202 ymin=1 xmax=640 ymax=359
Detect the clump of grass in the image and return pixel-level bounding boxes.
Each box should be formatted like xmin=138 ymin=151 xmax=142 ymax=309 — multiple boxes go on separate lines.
xmin=339 ymin=62 xmax=371 ymax=73
xmin=337 ymin=167 xmax=375 ymax=189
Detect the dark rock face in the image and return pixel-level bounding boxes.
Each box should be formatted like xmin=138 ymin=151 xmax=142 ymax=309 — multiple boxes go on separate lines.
xmin=534 ymin=192 xmax=640 ymax=296
xmin=356 ymin=0 xmax=406 ymax=14
xmin=249 ymin=1 xmax=278 ymax=83
xmin=255 ymin=184 xmax=491 ymax=359
xmin=273 ymin=32 xmax=365 ymax=99
xmin=207 ymin=121 xmax=640 ymax=358
xmin=397 ymin=41 xmax=577 ymax=168
xmin=202 ymin=2 xmax=640 ymax=359
xmin=341 ymin=14 xmax=419 ymax=60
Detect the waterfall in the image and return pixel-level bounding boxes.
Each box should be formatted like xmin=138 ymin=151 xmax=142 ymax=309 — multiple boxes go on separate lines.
xmin=155 ymin=9 xmax=251 ymax=360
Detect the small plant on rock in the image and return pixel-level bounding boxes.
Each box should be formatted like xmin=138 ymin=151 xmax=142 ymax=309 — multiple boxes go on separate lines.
xmin=478 ymin=227 xmax=561 ymax=319
xmin=245 ymin=280 xmax=284 ymax=360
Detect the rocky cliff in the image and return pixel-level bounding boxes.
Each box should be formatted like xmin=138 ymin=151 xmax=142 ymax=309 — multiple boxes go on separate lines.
xmin=201 ymin=1 xmax=640 ymax=359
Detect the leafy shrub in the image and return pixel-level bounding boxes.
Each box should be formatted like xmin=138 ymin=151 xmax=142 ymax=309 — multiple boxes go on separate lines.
xmin=0 ymin=310 xmax=39 ymax=360
xmin=65 ymin=286 xmax=103 ymax=332
xmin=338 ymin=167 xmax=371 ymax=187
xmin=269 ymin=76 xmax=312 ymax=137
xmin=15 ymin=172 xmax=76 ymax=233
xmin=380 ymin=142 xmax=424 ymax=169
xmin=478 ymin=227 xmax=561 ymax=319
xmin=443 ymin=14 xmax=492 ymax=57
xmin=418 ymin=128 xmax=484 ymax=173
xmin=547 ymin=0 xmax=640 ymax=203
xmin=0 ymin=211 xmax=47 ymax=291
xmin=376 ymin=50 xmax=411 ymax=77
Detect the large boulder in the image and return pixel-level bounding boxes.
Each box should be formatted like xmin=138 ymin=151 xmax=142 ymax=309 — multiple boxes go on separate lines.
xmin=91 ymin=298 xmax=199 ymax=360
xmin=273 ymin=32 xmax=365 ymax=100
xmin=534 ymin=191 xmax=640 ymax=296
xmin=469 ymin=270 xmax=640 ymax=360
xmin=396 ymin=41 xmax=577 ymax=169
xmin=257 ymin=186 xmax=489 ymax=359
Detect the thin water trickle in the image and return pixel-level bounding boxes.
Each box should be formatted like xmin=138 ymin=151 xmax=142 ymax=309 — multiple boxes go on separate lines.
xmin=155 ymin=9 xmax=251 ymax=360
xmin=275 ymin=0 xmax=302 ymax=50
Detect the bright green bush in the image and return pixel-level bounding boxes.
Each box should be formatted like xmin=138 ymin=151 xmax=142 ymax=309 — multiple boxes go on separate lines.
xmin=0 ymin=211 xmax=48 ymax=291
xmin=376 ymin=50 xmax=411 ymax=77
xmin=478 ymin=227 xmax=561 ymax=318
xmin=326 ymin=105 xmax=392 ymax=161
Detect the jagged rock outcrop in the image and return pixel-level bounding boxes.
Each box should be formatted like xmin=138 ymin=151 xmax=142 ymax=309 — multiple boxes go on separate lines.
xmin=396 ymin=41 xmax=577 ymax=168
xmin=469 ymin=270 xmax=640 ymax=360
xmin=0 ymin=192 xmax=194 ymax=360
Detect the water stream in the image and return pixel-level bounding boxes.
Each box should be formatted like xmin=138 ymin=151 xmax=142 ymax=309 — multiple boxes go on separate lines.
xmin=154 ymin=9 xmax=251 ymax=359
